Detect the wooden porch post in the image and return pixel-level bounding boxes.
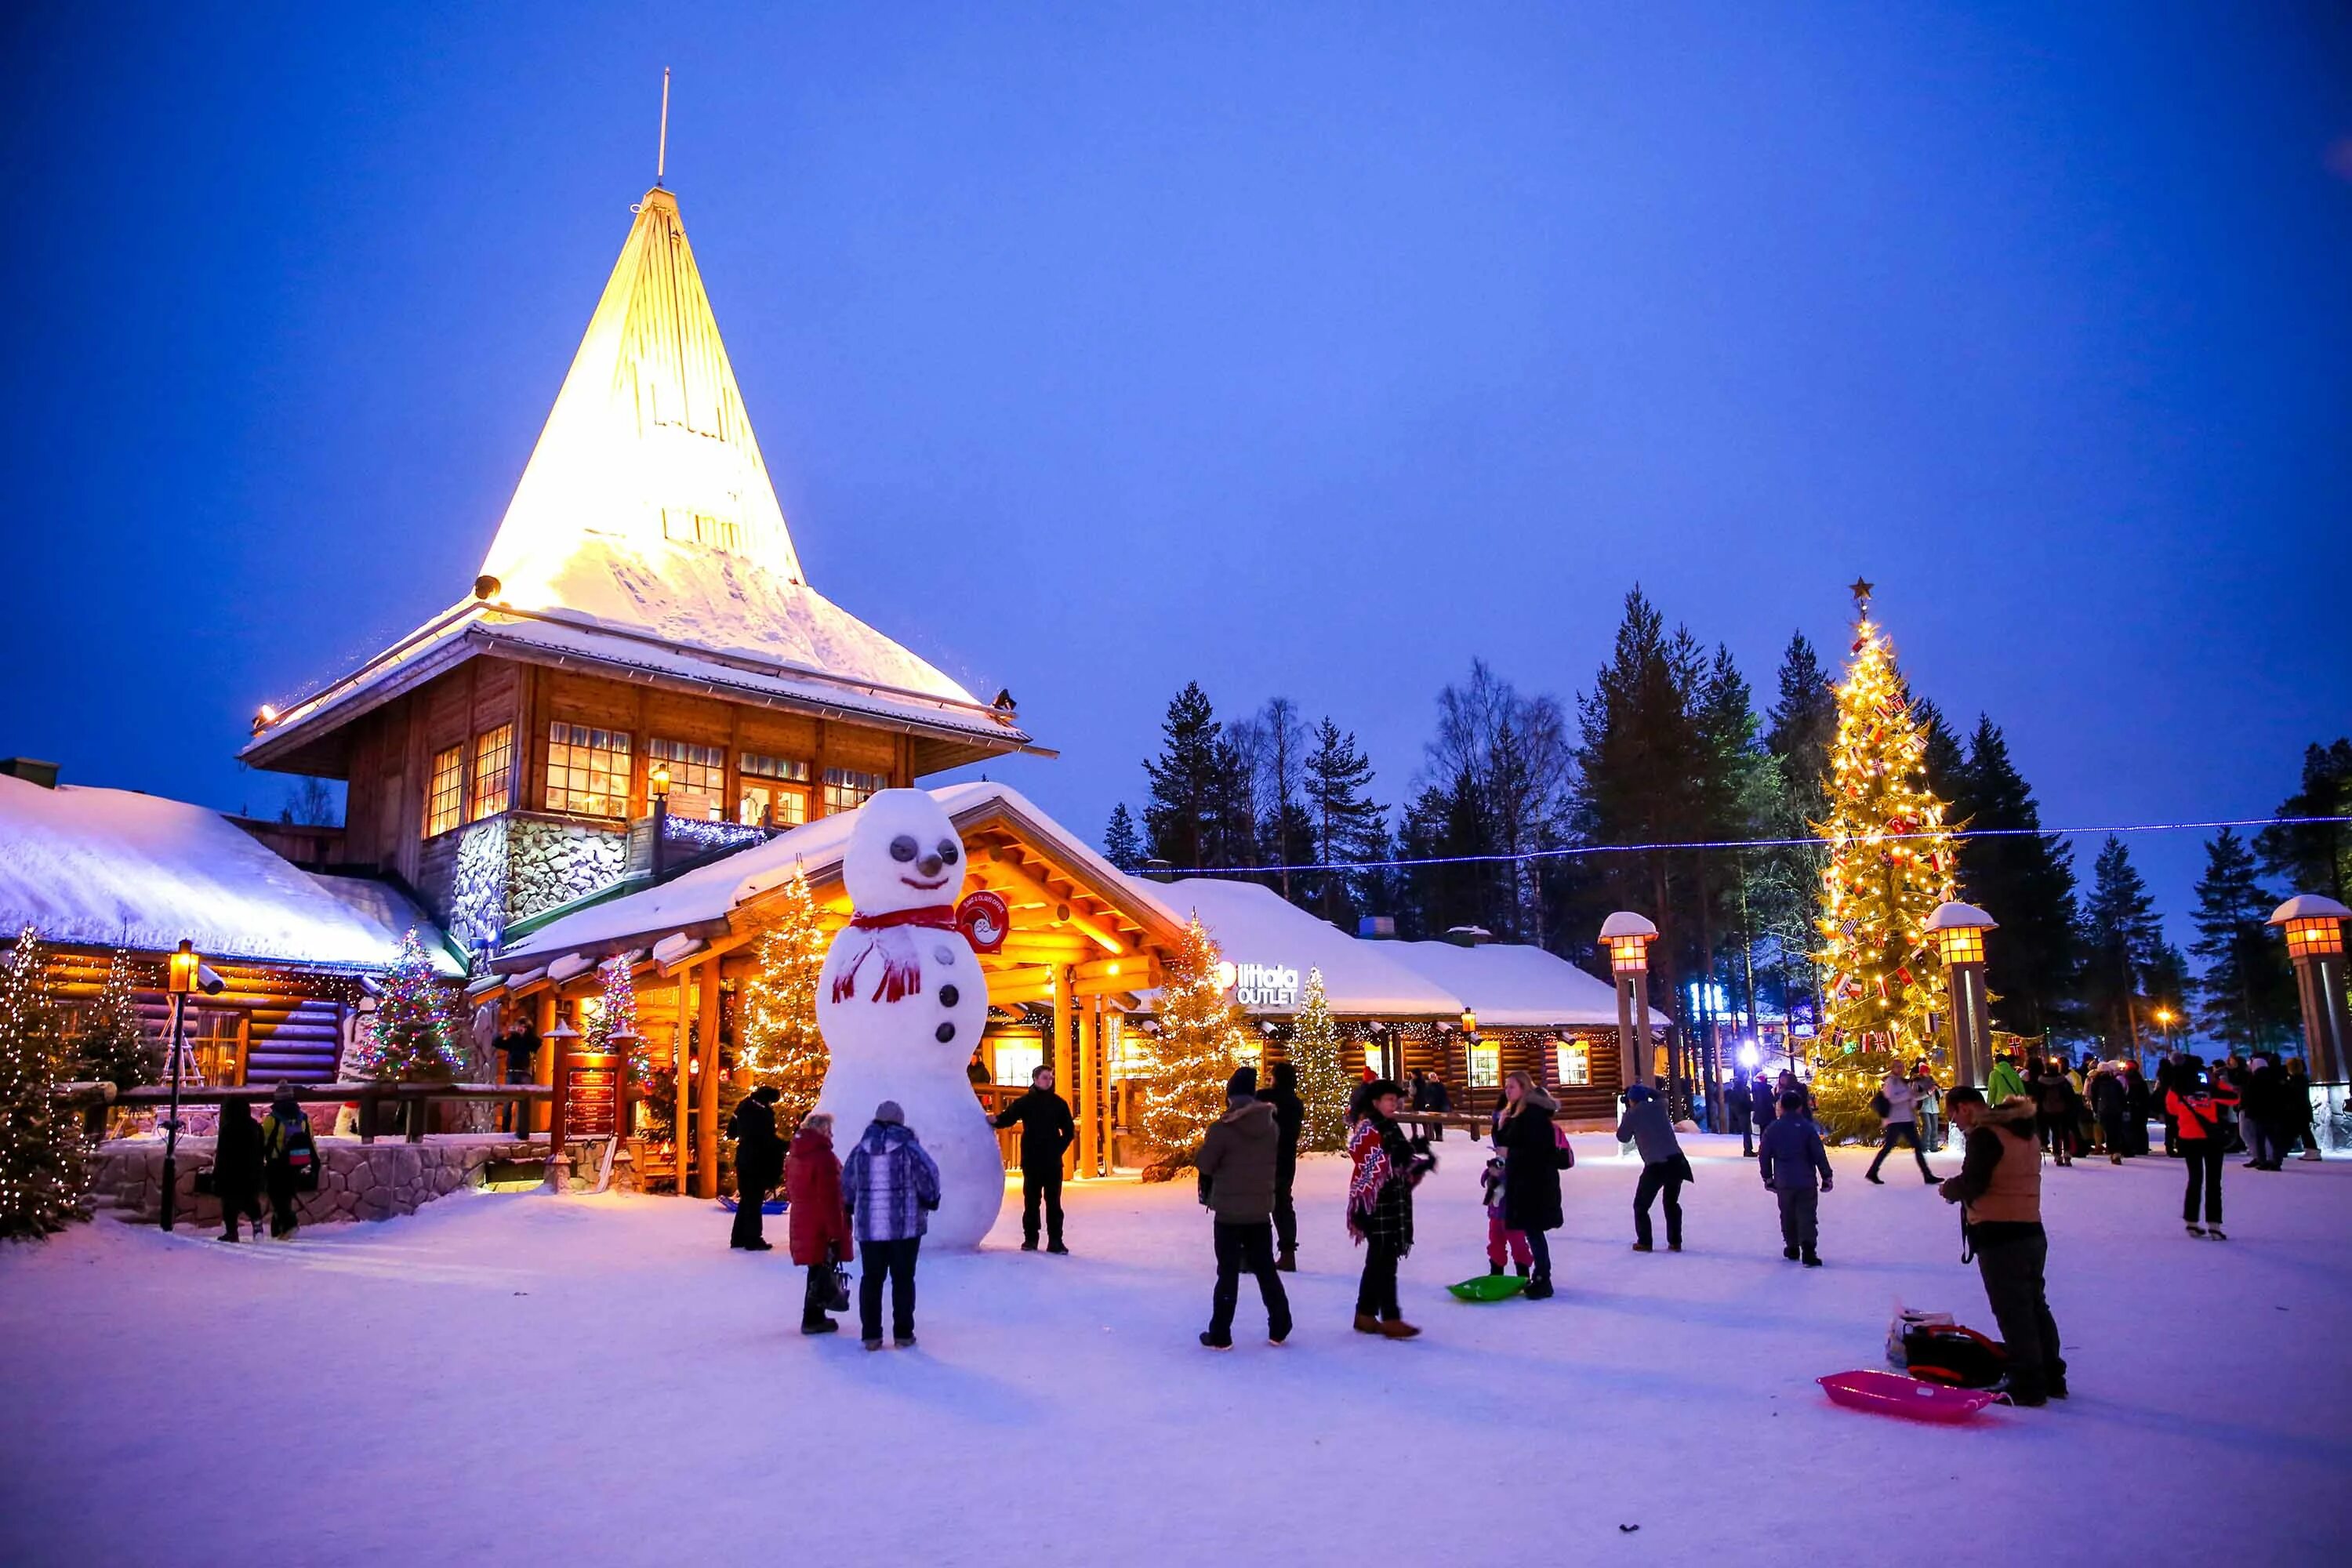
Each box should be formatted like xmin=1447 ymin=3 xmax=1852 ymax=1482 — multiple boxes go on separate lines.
xmin=1076 ymin=993 xmax=1100 ymax=1179
xmin=1051 ymin=964 xmax=1075 ymax=1179
xmin=695 ymin=960 xmax=723 ymax=1200
xmin=671 ymin=982 xmax=693 ymax=1195
xmin=533 ymin=992 xmax=557 ymax=1134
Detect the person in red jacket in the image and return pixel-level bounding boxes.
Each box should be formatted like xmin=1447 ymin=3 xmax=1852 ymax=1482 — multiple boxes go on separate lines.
xmin=786 ymin=1112 xmax=856 ymax=1334
xmin=2166 ymin=1058 xmax=2239 ymax=1240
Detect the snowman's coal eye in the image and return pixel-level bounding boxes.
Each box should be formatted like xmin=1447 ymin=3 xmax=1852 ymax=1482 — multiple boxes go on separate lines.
xmin=889 ymin=835 xmax=918 ymax=862
xmin=938 ymin=840 xmax=960 ymax=865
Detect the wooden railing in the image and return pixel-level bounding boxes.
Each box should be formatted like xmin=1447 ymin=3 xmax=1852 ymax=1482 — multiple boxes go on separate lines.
xmin=107 ymin=1083 xmax=554 ymax=1145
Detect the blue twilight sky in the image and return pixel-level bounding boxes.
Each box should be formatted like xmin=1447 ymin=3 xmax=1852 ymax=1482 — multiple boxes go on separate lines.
xmin=2 ymin=4 xmax=2348 ymax=942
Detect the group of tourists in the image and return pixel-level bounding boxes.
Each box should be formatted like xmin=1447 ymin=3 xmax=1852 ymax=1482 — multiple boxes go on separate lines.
xmin=206 ymin=1083 xmax=321 ymax=1243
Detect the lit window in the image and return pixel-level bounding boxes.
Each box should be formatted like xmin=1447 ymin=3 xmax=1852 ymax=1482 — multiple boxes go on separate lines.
xmin=1362 ymin=1042 xmax=1384 ymax=1076
xmin=823 ymin=767 xmax=887 ymax=814
xmin=993 ymin=1038 xmax=1044 ymax=1087
xmin=739 ymin=753 xmax=811 ymax=828
xmin=546 ymin=723 xmax=631 ymax=817
xmin=470 ymin=724 xmax=513 ymax=818
xmin=1469 ymin=1043 xmax=1500 ymax=1088
xmin=648 ymin=738 xmax=725 ymax=819
xmin=425 ymin=745 xmax=465 ymax=837
xmin=1554 ymin=1039 xmax=1591 ymax=1086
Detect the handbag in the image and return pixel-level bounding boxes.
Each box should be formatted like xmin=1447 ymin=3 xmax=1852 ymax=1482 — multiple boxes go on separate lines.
xmin=827 ymin=1265 xmax=852 ymax=1314
xmin=1553 ymin=1124 xmax=1576 ymax=1171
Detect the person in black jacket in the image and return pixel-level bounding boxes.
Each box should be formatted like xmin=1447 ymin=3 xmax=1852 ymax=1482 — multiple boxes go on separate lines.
xmin=1494 ymin=1073 xmax=1566 ymax=1298
xmin=212 ymin=1098 xmax=266 ymax=1243
xmin=1726 ymin=1074 xmax=1754 ymax=1156
xmin=1261 ymin=1059 xmax=1306 ymax=1271
xmin=994 ymin=1065 xmax=1076 ymax=1253
xmin=728 ymin=1086 xmax=782 ymax=1251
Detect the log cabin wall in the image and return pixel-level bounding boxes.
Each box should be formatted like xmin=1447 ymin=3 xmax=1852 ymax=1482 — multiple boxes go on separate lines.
xmin=43 ymin=949 xmax=359 ymax=1086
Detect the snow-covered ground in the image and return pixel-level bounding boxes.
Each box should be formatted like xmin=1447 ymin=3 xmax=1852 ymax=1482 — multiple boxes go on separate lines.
xmin=5 ymin=1134 xmax=2349 ymax=1566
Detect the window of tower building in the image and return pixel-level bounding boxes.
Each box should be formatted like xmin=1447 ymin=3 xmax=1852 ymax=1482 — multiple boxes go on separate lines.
xmin=738 ymin=752 xmax=811 ymax=827
xmin=546 ymin=723 xmax=632 ymax=818
xmin=470 ymin=724 xmax=514 ymax=818
xmin=425 ymin=745 xmax=465 ymax=837
xmin=648 ymin=738 xmax=725 ymax=820
xmin=822 ymin=767 xmax=886 ymax=815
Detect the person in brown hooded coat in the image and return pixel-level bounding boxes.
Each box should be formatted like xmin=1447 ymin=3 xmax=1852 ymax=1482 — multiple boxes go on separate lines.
xmin=1940 ymin=1087 xmax=2066 ymax=1406
xmin=1194 ymin=1068 xmax=1292 ymax=1348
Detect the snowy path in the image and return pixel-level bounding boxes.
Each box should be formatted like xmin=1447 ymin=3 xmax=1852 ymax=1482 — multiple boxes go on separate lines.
xmin=5 ymin=1134 xmax=2350 ymax=1566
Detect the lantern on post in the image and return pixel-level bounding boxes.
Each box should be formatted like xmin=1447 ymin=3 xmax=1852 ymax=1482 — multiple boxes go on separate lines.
xmin=541 ymin=1016 xmax=581 ymax=1191
xmin=1600 ymin=912 xmax=1658 ymax=1091
xmin=159 ymin=940 xmax=200 ymax=1232
xmin=648 ymin=763 xmax=673 ymax=881
xmin=1925 ymin=901 xmax=1997 ymax=1089
xmin=2268 ymin=895 xmax=2350 ymax=1093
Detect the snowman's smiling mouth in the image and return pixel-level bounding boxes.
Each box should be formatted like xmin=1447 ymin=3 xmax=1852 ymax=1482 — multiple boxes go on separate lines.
xmin=900 ymin=874 xmax=949 ymax=891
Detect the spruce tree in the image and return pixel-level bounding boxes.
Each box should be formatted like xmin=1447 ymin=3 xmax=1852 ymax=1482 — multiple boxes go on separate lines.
xmin=2079 ymin=837 xmax=2163 ymax=1054
xmin=1142 ymin=682 xmax=1223 ymax=871
xmin=352 ymin=930 xmax=463 ymax=1081
xmin=0 ymin=929 xmax=86 ymax=1238
xmin=1765 ymin=631 xmax=1838 ymax=826
xmin=1304 ymin=718 xmax=1385 ymax=924
xmin=2256 ymin=739 xmax=2352 ymax=906
xmin=75 ymin=949 xmax=158 ymax=1091
xmin=1957 ymin=716 xmax=2080 ymax=1036
xmin=1103 ymin=804 xmax=1142 ymax=872
xmin=1287 ymin=967 xmax=1352 ymax=1151
xmin=1814 ymin=601 xmax=1958 ymax=1059
xmin=736 ymin=869 xmax=831 ymax=1130
xmin=2189 ymin=829 xmax=2295 ymax=1054
xmin=1138 ymin=914 xmax=1248 ymax=1171
xmin=1760 ymin=630 xmax=1839 ymax=1033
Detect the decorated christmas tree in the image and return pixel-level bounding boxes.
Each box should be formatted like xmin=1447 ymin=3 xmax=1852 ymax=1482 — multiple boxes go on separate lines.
xmin=0 ymin=929 xmax=87 ymax=1238
xmin=584 ymin=956 xmax=648 ymax=1078
xmin=1138 ymin=913 xmax=1249 ymax=1172
xmin=1813 ymin=583 xmax=1958 ymax=1066
xmin=1288 ymin=966 xmax=1352 ymax=1152
xmin=736 ymin=869 xmax=831 ymax=1130
xmin=74 ymin=949 xmax=158 ymax=1091
xmin=351 ymin=929 xmax=463 ymax=1082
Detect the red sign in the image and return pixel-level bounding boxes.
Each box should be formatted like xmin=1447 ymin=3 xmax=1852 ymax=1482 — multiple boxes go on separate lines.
xmin=957 ymin=890 xmax=1010 ymax=954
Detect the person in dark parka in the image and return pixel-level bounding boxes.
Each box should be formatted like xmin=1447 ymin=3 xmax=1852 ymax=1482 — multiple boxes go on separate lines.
xmin=1194 ymin=1067 xmax=1291 ymax=1348
xmin=1616 ymin=1084 xmax=1693 ymax=1252
xmin=728 ymin=1086 xmax=782 ymax=1251
xmin=1260 ymin=1059 xmax=1306 ymax=1271
xmin=1749 ymin=1073 xmax=1777 ymax=1139
xmin=1757 ymin=1089 xmax=1832 ymax=1266
xmin=993 ymin=1064 xmax=1076 ymax=1253
xmin=1494 ymin=1072 xmax=1566 ymax=1298
xmin=1726 ymin=1074 xmax=1754 ymax=1156
xmin=212 ymin=1098 xmax=266 ymax=1243
xmin=260 ymin=1084 xmax=315 ymax=1240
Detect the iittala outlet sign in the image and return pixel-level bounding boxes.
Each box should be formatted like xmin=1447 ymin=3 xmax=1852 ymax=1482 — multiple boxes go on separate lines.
xmin=1221 ymin=961 xmax=1301 ymax=1010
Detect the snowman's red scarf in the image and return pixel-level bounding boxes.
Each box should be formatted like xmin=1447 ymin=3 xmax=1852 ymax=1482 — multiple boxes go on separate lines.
xmin=830 ymin=906 xmax=961 ymax=1004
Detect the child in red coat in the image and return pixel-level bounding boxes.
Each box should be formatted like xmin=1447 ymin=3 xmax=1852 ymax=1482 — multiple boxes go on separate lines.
xmin=786 ymin=1113 xmax=856 ymax=1334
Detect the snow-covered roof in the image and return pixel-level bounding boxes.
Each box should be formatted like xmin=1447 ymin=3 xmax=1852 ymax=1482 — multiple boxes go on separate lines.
xmin=2270 ymin=893 xmax=2351 ymax=925
xmin=0 ymin=775 xmax=459 ymax=974
xmin=242 ymin=183 xmax=1028 ymax=773
xmin=1385 ymin=938 xmax=1668 ymax=1029
xmin=1141 ymin=878 xmax=1466 ymax=1018
xmin=499 ymin=782 xmax=1181 ymax=965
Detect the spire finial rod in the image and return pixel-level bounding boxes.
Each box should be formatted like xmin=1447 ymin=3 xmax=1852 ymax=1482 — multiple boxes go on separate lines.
xmin=656 ymin=67 xmax=671 ymax=186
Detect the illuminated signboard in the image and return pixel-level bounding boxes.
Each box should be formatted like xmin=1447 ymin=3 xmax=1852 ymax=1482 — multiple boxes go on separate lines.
xmin=1229 ymin=961 xmax=1301 ymax=1010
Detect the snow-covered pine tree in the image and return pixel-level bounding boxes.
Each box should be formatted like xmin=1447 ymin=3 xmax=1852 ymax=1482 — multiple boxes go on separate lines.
xmin=736 ymin=869 xmax=830 ymax=1130
xmin=1138 ymin=913 xmax=1248 ymax=1173
xmin=75 ymin=948 xmax=158 ymax=1091
xmin=354 ymin=929 xmax=463 ymax=1082
xmin=1103 ymin=804 xmax=1143 ymax=872
xmin=0 ymin=928 xmax=87 ymax=1238
xmin=1288 ymin=965 xmax=1351 ymax=1151
xmin=1814 ymin=592 xmax=1957 ymax=1062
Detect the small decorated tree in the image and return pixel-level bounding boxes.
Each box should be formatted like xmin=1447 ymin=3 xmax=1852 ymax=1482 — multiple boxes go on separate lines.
xmin=0 ymin=929 xmax=87 ymax=1239
xmin=735 ymin=869 xmax=830 ymax=1131
xmin=1814 ymin=590 xmax=1958 ymax=1063
xmin=1288 ymin=966 xmax=1352 ymax=1152
xmin=1138 ymin=913 xmax=1249 ymax=1174
xmin=351 ymin=929 xmax=463 ymax=1083
xmin=75 ymin=949 xmax=158 ymax=1091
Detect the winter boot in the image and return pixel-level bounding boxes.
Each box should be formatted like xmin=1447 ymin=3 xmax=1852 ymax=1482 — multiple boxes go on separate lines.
xmin=2206 ymin=1224 xmax=2227 ymax=1240
xmin=1784 ymin=1244 xmax=1801 ymax=1261
xmin=2185 ymin=1223 xmax=2206 ymax=1238
xmin=1512 ymin=1261 xmax=1530 ymax=1277
xmin=863 ymin=1338 xmax=884 ymax=1352
xmin=1199 ymin=1330 xmax=1233 ymax=1351
xmin=1488 ymin=1261 xmax=1504 ymax=1276
xmin=1268 ymin=1312 xmax=1292 ymax=1345
xmin=1353 ymin=1312 xmax=1385 ymax=1335
xmin=1631 ymin=1240 xmax=1653 ymax=1253
xmin=1801 ymin=1249 xmax=1823 ymax=1268
xmin=1377 ymin=1318 xmax=1422 ymax=1339
xmin=801 ymin=1318 xmax=839 ymax=1336
xmin=1864 ymin=1169 xmax=1885 ymax=1185
xmin=1523 ymin=1273 xmax=1555 ymax=1300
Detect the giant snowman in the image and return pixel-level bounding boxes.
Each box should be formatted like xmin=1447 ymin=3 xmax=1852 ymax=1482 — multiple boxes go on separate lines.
xmin=811 ymin=789 xmax=1004 ymax=1250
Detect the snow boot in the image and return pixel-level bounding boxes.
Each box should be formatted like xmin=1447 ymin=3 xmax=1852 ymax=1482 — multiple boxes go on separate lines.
xmin=1047 ymin=1241 xmax=1070 ymax=1256
xmin=1784 ymin=1244 xmax=1801 ymax=1261
xmin=1801 ymin=1250 xmax=1823 ymax=1268
xmin=1276 ymin=1247 xmax=1298 ymax=1272
xmin=1513 ymin=1262 xmax=1530 ymax=1278
xmin=1864 ymin=1170 xmax=1885 ymax=1185
xmin=1377 ymin=1318 xmax=1422 ymax=1339
xmin=801 ymin=1319 xmax=839 ymax=1337
xmin=895 ymin=1335 xmax=917 ymax=1349
xmin=863 ymin=1338 xmax=884 ymax=1352
xmin=1488 ymin=1261 xmax=1504 ymax=1276
xmin=1354 ymin=1312 xmax=1385 ymax=1335
xmin=1199 ymin=1330 xmax=1232 ymax=1351
xmin=1268 ymin=1312 xmax=1292 ymax=1345
xmin=2185 ymin=1223 xmax=2206 ymax=1238
xmin=2206 ymin=1225 xmax=2227 ymax=1240
xmin=1631 ymin=1240 xmax=1653 ymax=1253
xmin=1523 ymin=1273 xmax=1555 ymax=1300
xmin=1019 ymin=1238 xmax=1038 ymax=1252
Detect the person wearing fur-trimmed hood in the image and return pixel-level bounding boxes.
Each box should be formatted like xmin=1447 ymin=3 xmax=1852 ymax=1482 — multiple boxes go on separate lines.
xmin=1495 ymin=1072 xmax=1567 ymax=1298
xmin=1939 ymin=1087 xmax=2066 ymax=1406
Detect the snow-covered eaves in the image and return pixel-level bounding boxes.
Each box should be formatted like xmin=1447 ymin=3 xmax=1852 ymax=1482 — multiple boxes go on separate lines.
xmin=1139 ymin=878 xmax=1468 ymax=1018
xmin=1385 ymin=938 xmax=1670 ymax=1029
xmin=0 ymin=775 xmax=459 ymax=975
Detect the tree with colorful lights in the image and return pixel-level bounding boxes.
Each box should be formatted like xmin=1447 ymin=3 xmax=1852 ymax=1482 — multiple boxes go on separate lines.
xmin=1288 ymin=966 xmax=1352 ymax=1152
xmin=1813 ymin=583 xmax=1958 ymax=1067
xmin=583 ymin=956 xmax=648 ymax=1083
xmin=352 ymin=929 xmax=463 ymax=1082
xmin=736 ymin=869 xmax=830 ymax=1131
xmin=0 ymin=929 xmax=86 ymax=1238
xmin=1138 ymin=913 xmax=1250 ymax=1171
xmin=75 ymin=949 xmax=158 ymax=1091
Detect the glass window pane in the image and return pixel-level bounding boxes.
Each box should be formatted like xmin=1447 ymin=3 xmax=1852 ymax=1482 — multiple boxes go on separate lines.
xmin=426 ymin=745 xmax=465 ymax=837
xmin=470 ymin=724 xmax=513 ymax=818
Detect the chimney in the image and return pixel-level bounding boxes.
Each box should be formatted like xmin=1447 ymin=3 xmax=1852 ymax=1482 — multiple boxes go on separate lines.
xmin=0 ymin=758 xmax=60 ymax=789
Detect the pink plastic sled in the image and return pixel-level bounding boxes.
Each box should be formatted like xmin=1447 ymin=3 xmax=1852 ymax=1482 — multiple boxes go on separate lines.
xmin=1817 ymin=1370 xmax=1999 ymax=1423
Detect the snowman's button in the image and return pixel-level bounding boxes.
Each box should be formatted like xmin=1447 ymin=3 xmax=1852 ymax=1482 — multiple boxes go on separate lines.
xmin=938 ymin=985 xmax=960 ymax=1009
xmin=935 ymin=1022 xmax=956 ymax=1044
xmin=934 ymin=946 xmax=956 ymax=967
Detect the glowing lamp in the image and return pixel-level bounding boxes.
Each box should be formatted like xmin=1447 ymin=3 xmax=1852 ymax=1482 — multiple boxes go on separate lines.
xmin=543 ymin=1018 xmax=581 ymax=1046
xmin=1924 ymin=901 xmax=1997 ymax=967
xmin=167 ymin=939 xmax=200 ymax=996
xmin=649 ymin=764 xmax=671 ymax=800
xmin=1461 ymin=1007 xmax=1478 ymax=1036
xmin=2283 ymin=917 xmax=2344 ymax=958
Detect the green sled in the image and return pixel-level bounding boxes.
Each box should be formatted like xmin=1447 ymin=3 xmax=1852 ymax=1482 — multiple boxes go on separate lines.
xmin=1447 ymin=1273 xmax=1530 ymax=1302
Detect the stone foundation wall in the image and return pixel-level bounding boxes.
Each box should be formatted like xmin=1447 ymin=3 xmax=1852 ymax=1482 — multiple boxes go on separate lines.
xmin=508 ymin=815 xmax=627 ymax=924
xmin=89 ymin=1135 xmax=573 ymax=1227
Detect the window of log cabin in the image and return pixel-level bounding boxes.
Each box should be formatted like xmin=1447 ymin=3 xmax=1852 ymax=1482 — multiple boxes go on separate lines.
xmin=424 ymin=744 xmax=466 ymax=837
xmin=648 ymin=738 xmax=725 ymax=820
xmin=738 ymin=752 xmax=811 ymax=827
xmin=189 ymin=1008 xmax=248 ymax=1085
xmin=1468 ymin=1040 xmax=1500 ymax=1088
xmin=1553 ymin=1038 xmax=1591 ymax=1086
xmin=545 ymin=723 xmax=631 ymax=818
xmin=470 ymin=723 xmax=514 ymax=818
xmin=992 ymin=1034 xmax=1044 ymax=1087
xmin=822 ymin=767 xmax=887 ymax=815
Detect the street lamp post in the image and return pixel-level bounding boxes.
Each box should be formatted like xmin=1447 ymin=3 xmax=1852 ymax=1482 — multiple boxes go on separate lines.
xmin=1601 ymin=912 xmax=1659 ymax=1092
xmin=648 ymin=764 xmax=672 ymax=881
xmin=160 ymin=940 xmax=199 ymax=1232
xmin=2270 ymin=894 xmax=2350 ymax=1091
xmin=542 ymin=1016 xmax=580 ymax=1192
xmin=1925 ymin=901 xmax=1997 ymax=1090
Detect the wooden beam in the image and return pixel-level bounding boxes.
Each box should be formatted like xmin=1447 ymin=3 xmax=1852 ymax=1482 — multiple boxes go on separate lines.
xmin=1053 ymin=964 xmax=1075 ymax=1179
xmin=695 ymin=959 xmax=722 ymax=1200
xmin=672 ymin=982 xmax=692 ymax=1197
xmin=1077 ymin=993 xmax=1100 ymax=1179
xmin=973 ymin=854 xmax=1127 ymax=954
